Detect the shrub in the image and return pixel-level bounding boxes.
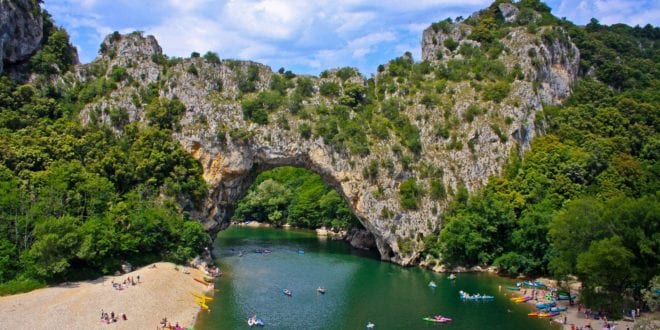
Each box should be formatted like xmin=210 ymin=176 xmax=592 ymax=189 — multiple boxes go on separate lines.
xmin=399 ymin=178 xmax=422 ymax=210
xmin=320 ymin=81 xmax=341 ymax=97
xmin=203 ymin=51 xmax=221 ymax=64
xmin=482 ymin=81 xmax=511 ymax=103
xmin=444 ymin=38 xmax=459 ymax=52
xmin=241 ymin=91 xmax=282 ymax=124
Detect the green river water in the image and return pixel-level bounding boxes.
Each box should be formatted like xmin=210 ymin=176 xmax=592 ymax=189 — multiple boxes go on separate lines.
xmin=195 ymin=226 xmax=558 ymax=330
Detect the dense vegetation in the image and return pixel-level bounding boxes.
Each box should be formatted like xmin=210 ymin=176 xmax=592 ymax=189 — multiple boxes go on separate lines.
xmin=423 ymin=9 xmax=659 ymax=316
xmin=232 ymin=167 xmax=360 ymax=230
xmin=0 ymin=13 xmax=209 ymax=294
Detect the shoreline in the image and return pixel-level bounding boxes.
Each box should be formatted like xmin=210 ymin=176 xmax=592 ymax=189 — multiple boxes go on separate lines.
xmin=0 ymin=262 xmax=213 ymax=330
xmin=504 ymin=280 xmax=654 ymax=330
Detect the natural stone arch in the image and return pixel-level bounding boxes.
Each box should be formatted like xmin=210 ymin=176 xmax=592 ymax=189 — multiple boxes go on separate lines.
xmin=187 ymin=139 xmax=398 ymax=263
xmin=77 ymin=25 xmax=579 ymax=265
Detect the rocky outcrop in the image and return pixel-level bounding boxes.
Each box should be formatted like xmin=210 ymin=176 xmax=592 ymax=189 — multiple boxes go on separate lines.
xmin=345 ymin=229 xmax=377 ymax=250
xmin=498 ymin=3 xmax=519 ymax=23
xmin=0 ymin=0 xmax=43 ymax=74
xmin=74 ymin=7 xmax=579 ymax=266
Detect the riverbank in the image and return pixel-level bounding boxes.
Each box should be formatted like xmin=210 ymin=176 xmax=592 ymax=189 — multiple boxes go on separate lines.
xmin=505 ymin=280 xmax=657 ymax=330
xmin=0 ymin=262 xmax=212 ymax=330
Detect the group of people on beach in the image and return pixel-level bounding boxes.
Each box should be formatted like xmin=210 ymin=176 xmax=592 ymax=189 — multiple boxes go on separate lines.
xmin=100 ymin=309 xmax=127 ymax=324
xmin=158 ymin=317 xmax=185 ymax=330
xmin=111 ymin=274 xmax=140 ymax=290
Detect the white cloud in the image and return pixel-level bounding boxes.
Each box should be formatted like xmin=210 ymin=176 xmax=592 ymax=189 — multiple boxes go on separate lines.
xmin=552 ymin=0 xmax=660 ymax=25
xmin=46 ymin=0 xmax=660 ymax=74
xmin=347 ymin=32 xmax=396 ymax=58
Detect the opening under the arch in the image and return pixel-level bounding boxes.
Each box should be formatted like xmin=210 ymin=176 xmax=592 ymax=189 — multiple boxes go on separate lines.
xmin=230 ymin=166 xmax=375 ymax=251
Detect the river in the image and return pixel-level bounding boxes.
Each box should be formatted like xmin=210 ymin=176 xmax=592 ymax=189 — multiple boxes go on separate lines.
xmin=195 ymin=226 xmax=558 ymax=329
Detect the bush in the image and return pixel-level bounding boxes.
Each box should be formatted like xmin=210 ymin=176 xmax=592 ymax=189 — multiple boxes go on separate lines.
xmin=462 ymin=104 xmax=483 ymax=123
xmin=482 ymin=81 xmax=511 ymax=103
xmin=203 ymin=51 xmax=221 ymax=64
xmin=399 ymin=178 xmax=422 ymax=210
xmin=320 ymin=81 xmax=341 ymax=97
xmin=241 ymin=91 xmax=282 ymax=124
xmin=443 ymin=38 xmax=459 ymax=52
xmin=0 ymin=278 xmax=46 ymax=296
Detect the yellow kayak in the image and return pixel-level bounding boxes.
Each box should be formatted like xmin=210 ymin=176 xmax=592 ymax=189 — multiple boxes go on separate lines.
xmin=191 ymin=292 xmax=213 ymax=301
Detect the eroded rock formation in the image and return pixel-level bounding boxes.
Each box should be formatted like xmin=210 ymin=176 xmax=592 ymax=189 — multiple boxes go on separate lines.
xmin=70 ymin=5 xmax=579 ymax=266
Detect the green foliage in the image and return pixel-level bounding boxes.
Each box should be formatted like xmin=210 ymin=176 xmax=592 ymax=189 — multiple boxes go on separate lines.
xmin=145 ymin=97 xmax=186 ymax=130
xmin=482 ymin=81 xmax=511 ymax=103
xmin=296 ymin=77 xmax=315 ymax=97
xmin=462 ymin=104 xmax=483 ymax=123
xmin=336 ymin=67 xmax=357 ymax=81
xmin=0 ymin=73 xmax=209 ymax=286
xmin=241 ymin=91 xmax=283 ymax=124
xmin=431 ymin=18 xmax=453 ymax=33
xmin=425 ymin=18 xmax=659 ymax=314
xmin=109 ymin=66 xmax=128 ymax=82
xmin=443 ymin=38 xmax=459 ymax=52
xmin=320 ymin=81 xmax=341 ymax=97
xmin=399 ymin=178 xmax=422 ymax=210
xmin=429 ymin=178 xmax=447 ymax=200
xmin=203 ymin=51 xmax=221 ymax=64
xmin=233 ymin=167 xmax=359 ymax=230
xmin=29 ymin=17 xmax=75 ymax=74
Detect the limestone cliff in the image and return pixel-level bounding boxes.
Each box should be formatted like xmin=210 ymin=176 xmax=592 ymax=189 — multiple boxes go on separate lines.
xmin=0 ymin=0 xmax=43 ymax=74
xmin=71 ymin=4 xmax=578 ymax=266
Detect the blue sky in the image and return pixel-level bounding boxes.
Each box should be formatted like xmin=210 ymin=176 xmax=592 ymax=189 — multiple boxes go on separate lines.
xmin=44 ymin=0 xmax=659 ymax=76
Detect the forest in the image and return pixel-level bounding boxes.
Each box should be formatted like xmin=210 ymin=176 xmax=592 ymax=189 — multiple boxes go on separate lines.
xmin=422 ymin=15 xmax=659 ymax=314
xmin=0 ymin=12 xmax=209 ymax=293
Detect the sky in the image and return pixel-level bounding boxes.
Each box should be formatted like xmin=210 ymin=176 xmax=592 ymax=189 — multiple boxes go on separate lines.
xmin=44 ymin=0 xmax=659 ymax=76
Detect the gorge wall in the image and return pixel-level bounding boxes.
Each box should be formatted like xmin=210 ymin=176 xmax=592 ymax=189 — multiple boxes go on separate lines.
xmin=0 ymin=0 xmax=43 ymax=74
xmin=7 ymin=2 xmax=579 ymax=266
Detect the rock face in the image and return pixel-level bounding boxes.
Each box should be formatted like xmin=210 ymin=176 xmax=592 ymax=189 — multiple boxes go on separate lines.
xmin=498 ymin=3 xmax=519 ymax=23
xmin=0 ymin=0 xmax=43 ymax=74
xmin=74 ymin=8 xmax=579 ymax=266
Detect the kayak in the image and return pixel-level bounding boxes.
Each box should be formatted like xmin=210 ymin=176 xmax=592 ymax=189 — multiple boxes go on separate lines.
xmin=460 ymin=291 xmax=494 ymax=300
xmin=511 ymin=296 xmax=531 ymax=303
xmin=550 ymin=307 xmax=567 ymax=312
xmin=423 ymin=316 xmax=452 ymax=323
xmin=247 ymin=317 xmax=265 ymax=327
xmin=558 ymin=295 xmax=576 ymax=300
xmin=506 ymin=286 xmax=520 ymax=291
xmin=528 ymin=312 xmax=540 ymax=317
xmin=536 ymin=301 xmax=556 ymax=309
xmin=191 ymin=292 xmax=213 ymax=301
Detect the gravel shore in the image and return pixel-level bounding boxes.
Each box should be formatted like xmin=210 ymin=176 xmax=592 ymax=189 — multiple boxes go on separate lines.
xmin=0 ymin=262 xmax=214 ymax=330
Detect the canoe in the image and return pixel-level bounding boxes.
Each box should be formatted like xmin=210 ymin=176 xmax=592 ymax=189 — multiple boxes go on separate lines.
xmin=423 ymin=317 xmax=452 ymax=323
xmin=538 ymin=311 xmax=560 ymax=318
xmin=191 ymin=292 xmax=213 ymax=301
xmin=511 ymin=296 xmax=531 ymax=303
xmin=536 ymin=302 xmax=556 ymax=309
xmin=195 ymin=299 xmax=208 ymax=310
